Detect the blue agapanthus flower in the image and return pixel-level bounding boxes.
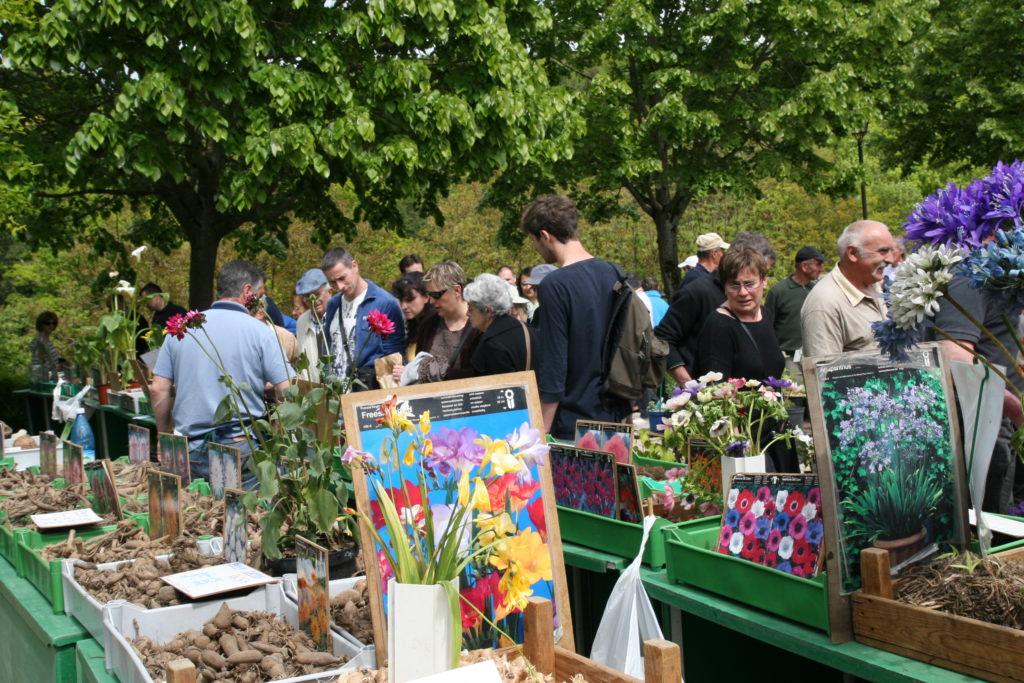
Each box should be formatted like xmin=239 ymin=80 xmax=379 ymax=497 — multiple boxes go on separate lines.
xmin=960 ymin=227 xmax=1024 ymax=311
xmin=981 ymin=160 xmax=1024 ymax=227
xmin=872 ymin=318 xmax=925 ymax=363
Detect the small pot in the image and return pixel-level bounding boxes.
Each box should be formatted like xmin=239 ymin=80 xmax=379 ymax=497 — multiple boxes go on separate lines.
xmin=873 ymin=527 xmax=927 ymax=568
xmin=97 ymin=384 xmax=111 ymax=405
xmin=648 ymin=411 xmax=669 ymax=434
xmin=262 ymin=543 xmax=359 ymax=579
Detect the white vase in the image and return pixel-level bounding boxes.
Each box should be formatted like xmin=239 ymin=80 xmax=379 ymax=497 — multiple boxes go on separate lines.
xmin=387 ymin=577 xmax=459 ymax=683
xmin=720 ymin=452 xmax=768 ymax=504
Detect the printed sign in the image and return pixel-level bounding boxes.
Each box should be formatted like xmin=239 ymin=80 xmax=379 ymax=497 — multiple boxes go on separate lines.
xmin=161 ymin=562 xmax=275 ymax=599
xmin=127 ymin=424 xmax=150 ymax=465
xmin=40 ymin=432 xmax=59 ymax=478
xmin=31 ymin=508 xmax=103 ymax=529
xmin=224 ymin=489 xmax=247 ymax=564
xmin=550 ymin=444 xmax=617 ymax=518
xmin=158 ymin=432 xmax=190 ymax=485
xmin=85 ymin=459 xmax=124 ymax=520
xmin=148 ymin=469 xmax=181 ymax=539
xmin=574 ymin=420 xmax=633 ymax=465
xmin=208 ymin=442 xmax=242 ymax=499
xmin=62 ymin=440 xmax=85 ymax=486
xmin=295 ymin=535 xmax=331 ymax=652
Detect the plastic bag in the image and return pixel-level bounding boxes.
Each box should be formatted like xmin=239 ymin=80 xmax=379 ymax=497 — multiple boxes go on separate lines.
xmin=51 ymin=379 xmax=93 ymax=424
xmin=590 ymin=515 xmax=665 ymax=678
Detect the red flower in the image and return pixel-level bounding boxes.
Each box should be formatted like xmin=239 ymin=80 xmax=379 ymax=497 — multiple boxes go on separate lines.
xmin=165 ymin=313 xmax=187 ymax=340
xmin=527 ymin=497 xmax=547 ymax=542
xmin=785 ymin=491 xmax=805 ymax=516
xmin=369 ymin=482 xmax=423 ymax=529
xmin=184 ymin=309 xmax=206 ymax=329
xmin=791 ymin=538 xmax=811 ymax=565
xmin=735 ymin=489 xmax=755 ymax=514
xmin=740 ymin=534 xmax=758 ymax=559
xmin=367 ymin=310 xmax=395 ymax=338
xmin=603 ymin=434 xmax=630 ymax=464
xmin=460 ymin=572 xmax=499 ymax=629
xmin=575 ymin=432 xmax=600 ymax=451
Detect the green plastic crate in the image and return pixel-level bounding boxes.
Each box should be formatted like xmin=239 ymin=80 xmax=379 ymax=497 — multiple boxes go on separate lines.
xmin=76 ymin=638 xmax=117 ymax=683
xmin=664 ymin=515 xmax=831 ymax=633
xmin=557 ymin=507 xmax=673 ymax=567
xmin=17 ymin=518 xmax=142 ymax=613
xmin=0 ymin=520 xmax=31 ymax=568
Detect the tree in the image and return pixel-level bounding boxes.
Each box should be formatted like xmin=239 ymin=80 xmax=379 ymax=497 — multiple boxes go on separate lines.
xmin=487 ymin=0 xmax=933 ymax=291
xmin=1 ymin=0 xmax=571 ymax=308
xmin=881 ymin=0 xmax=1024 ymax=172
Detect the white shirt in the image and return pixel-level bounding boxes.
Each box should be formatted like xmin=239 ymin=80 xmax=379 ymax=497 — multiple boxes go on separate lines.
xmin=331 ymin=289 xmax=366 ymax=379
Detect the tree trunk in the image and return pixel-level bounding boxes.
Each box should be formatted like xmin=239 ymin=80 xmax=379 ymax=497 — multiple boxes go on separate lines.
xmin=654 ymin=210 xmax=680 ymax=294
xmin=188 ymin=228 xmax=223 ymax=310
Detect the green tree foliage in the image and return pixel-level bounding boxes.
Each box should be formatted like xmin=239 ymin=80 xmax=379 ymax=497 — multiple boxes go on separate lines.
xmin=1 ymin=0 xmax=572 ymax=308
xmin=487 ymin=0 xmax=934 ymax=290
xmin=882 ymin=0 xmax=1024 ymax=171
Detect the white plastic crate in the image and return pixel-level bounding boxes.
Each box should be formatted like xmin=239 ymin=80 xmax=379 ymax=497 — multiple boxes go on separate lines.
xmin=3 ymin=435 xmax=63 ymax=470
xmin=102 ymin=582 xmax=372 ymax=683
xmin=280 ymin=573 xmax=375 ymax=666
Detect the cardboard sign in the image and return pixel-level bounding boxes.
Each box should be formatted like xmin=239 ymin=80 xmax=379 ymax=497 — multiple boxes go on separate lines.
xmin=550 ymin=444 xmax=617 ymax=518
xmin=574 ymin=419 xmax=633 ymax=464
xmin=224 ymin=489 xmax=247 ymax=564
xmin=208 ymin=442 xmax=242 ymax=499
xmin=157 ymin=432 xmax=190 ymax=485
xmin=295 ymin=535 xmax=331 ymax=652
xmin=614 ymin=462 xmax=643 ymax=523
xmin=31 ymin=508 xmax=104 ymax=529
xmin=160 ymin=562 xmax=275 ymax=599
xmin=127 ymin=424 xmax=150 ymax=465
xmin=40 ymin=432 xmax=59 ymax=478
xmin=148 ymin=470 xmax=181 ymax=539
xmin=85 ymin=460 xmax=124 ymax=520
xmin=62 ymin=439 xmax=85 ymax=486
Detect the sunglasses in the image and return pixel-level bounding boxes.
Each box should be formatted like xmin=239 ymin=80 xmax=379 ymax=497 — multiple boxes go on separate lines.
xmin=426 ymin=288 xmax=448 ymax=300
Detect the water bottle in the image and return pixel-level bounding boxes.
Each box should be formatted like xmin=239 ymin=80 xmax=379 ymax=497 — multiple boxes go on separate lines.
xmin=69 ymin=408 xmax=96 ymax=462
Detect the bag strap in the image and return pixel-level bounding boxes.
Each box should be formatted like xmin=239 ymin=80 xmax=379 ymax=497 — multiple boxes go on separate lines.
xmin=519 ymin=319 xmax=532 ymax=371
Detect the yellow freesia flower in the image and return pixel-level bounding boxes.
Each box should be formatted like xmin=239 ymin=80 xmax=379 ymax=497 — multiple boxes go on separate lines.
xmin=403 ymin=441 xmax=416 ymax=466
xmin=499 ymin=570 xmax=534 ymax=610
xmin=419 ymin=410 xmax=431 ymax=435
xmin=489 ymin=448 xmax=522 ymax=477
xmin=470 ymin=477 xmax=491 ymax=513
xmin=489 ymin=528 xmax=552 ymax=585
xmin=476 ymin=512 xmax=516 ymax=545
xmin=457 ymin=468 xmax=470 ymax=506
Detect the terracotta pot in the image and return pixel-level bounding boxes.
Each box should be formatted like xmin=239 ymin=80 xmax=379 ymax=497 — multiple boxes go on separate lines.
xmin=873 ymin=526 xmax=927 ymax=567
xmin=97 ymin=384 xmax=111 ymax=405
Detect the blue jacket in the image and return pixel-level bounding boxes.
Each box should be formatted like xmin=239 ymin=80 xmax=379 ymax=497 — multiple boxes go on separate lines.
xmin=323 ymin=280 xmax=406 ymax=368
xmin=645 ymin=290 xmax=669 ymax=326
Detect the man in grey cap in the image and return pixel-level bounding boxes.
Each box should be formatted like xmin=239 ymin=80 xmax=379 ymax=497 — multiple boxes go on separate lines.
xmin=294 ymin=268 xmax=332 ymax=382
xmin=678 ymin=232 xmax=730 ymax=292
xmin=764 ymin=246 xmax=826 ymax=357
xmin=522 ymin=264 xmax=557 ymax=329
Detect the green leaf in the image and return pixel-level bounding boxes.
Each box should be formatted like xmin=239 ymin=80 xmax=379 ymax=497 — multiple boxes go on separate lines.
xmin=307 ymin=487 xmax=338 ymax=536
xmin=256 ymin=459 xmax=279 ymax=501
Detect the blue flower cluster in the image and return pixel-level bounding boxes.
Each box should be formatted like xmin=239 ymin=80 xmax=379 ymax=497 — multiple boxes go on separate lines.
xmin=905 ymin=160 xmax=1024 ymax=249
xmin=960 ymin=227 xmax=1024 ymax=311
xmin=872 ymin=318 xmax=925 ymax=362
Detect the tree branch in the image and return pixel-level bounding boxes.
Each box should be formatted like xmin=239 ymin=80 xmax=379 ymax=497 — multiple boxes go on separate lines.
xmin=36 ymin=188 xmax=152 ymax=199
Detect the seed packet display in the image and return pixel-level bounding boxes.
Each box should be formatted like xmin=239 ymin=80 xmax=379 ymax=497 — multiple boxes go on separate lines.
xmin=85 ymin=460 xmax=124 ymax=520
xmin=157 ymin=432 xmax=190 ymax=485
xmin=62 ymin=439 xmax=85 ymax=486
xmin=574 ymin=419 xmax=633 ymax=464
xmin=208 ymin=442 xmax=242 ymax=499
xmin=614 ymin=462 xmax=643 ymax=523
xmin=550 ymin=444 xmax=616 ymax=518
xmin=718 ymin=473 xmax=823 ymax=577
xmin=127 ymin=424 xmax=150 ymax=465
xmin=295 ymin=535 xmax=331 ymax=652
xmin=687 ymin=437 xmax=722 ymax=495
xmin=223 ymin=488 xmax=247 ymax=564
xmin=148 ymin=470 xmax=181 ymax=539
xmin=40 ymin=432 xmax=59 ymax=478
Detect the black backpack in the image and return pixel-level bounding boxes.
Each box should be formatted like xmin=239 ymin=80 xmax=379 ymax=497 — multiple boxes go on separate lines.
xmin=601 ymin=264 xmax=669 ymax=402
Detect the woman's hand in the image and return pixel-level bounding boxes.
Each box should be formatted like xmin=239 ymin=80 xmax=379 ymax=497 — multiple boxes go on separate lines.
xmin=392 ymin=364 xmax=405 ymax=382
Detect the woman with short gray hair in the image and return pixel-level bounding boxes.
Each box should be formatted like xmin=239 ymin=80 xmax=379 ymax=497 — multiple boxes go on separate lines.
xmin=458 ymin=273 xmax=536 ymax=377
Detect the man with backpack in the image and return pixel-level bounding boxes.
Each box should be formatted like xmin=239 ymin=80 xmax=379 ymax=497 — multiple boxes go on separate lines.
xmin=521 ymin=195 xmax=633 ymax=439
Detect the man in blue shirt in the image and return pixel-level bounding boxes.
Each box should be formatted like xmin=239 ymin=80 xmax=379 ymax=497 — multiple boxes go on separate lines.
xmin=521 ymin=195 xmax=630 ymax=439
xmin=150 ymin=260 xmax=292 ymax=488
xmin=321 ymin=247 xmax=406 ymax=391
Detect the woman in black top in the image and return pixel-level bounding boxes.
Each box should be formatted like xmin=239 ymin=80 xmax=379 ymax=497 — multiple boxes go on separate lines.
xmin=460 ymin=273 xmax=536 ymax=377
xmin=695 ymin=247 xmax=784 ymax=380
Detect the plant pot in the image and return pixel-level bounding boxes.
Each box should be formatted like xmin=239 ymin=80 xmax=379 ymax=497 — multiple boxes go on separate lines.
xmin=262 ymin=543 xmax=359 ymax=579
xmin=873 ymin=526 xmax=927 ymax=567
xmin=387 ymin=577 xmax=459 ymax=683
xmin=97 ymin=384 xmax=111 ymax=405
xmin=720 ymin=452 xmax=767 ymax=506
xmin=648 ymin=411 xmax=669 ymax=435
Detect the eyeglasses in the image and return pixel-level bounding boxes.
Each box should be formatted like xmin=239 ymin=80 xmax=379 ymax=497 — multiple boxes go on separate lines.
xmin=725 ymin=280 xmax=763 ymax=294
xmin=426 ymin=288 xmax=448 ymax=300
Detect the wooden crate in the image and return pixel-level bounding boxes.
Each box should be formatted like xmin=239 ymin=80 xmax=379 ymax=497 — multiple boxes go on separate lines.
xmin=852 ymin=547 xmax=1024 ymax=683
xmin=163 ymin=597 xmax=681 ymax=683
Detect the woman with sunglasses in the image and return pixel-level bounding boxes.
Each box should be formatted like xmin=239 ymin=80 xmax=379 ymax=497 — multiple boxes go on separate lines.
xmin=694 ymin=247 xmax=784 ymax=381
xmin=392 ymin=261 xmax=481 ymax=383
xmin=30 ymin=311 xmax=62 ymax=381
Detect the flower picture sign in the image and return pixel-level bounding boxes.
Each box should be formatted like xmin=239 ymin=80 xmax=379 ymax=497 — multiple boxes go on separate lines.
xmin=803 ymin=345 xmax=968 ymax=639
xmin=343 ymin=372 xmax=573 ymax=663
xmin=550 ymin=444 xmax=616 ymax=518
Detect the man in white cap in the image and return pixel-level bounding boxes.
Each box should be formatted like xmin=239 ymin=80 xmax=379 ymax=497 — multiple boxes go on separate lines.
xmin=294 ymin=268 xmax=332 ymax=382
xmin=678 ymin=255 xmax=698 ymax=273
xmin=679 ymin=232 xmax=729 ymax=290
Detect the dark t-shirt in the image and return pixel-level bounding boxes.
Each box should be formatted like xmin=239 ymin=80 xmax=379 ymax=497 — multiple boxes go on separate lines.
xmin=152 ymin=302 xmax=187 ymax=332
xmin=695 ymin=309 xmax=785 ymax=380
xmin=656 ymin=272 xmax=727 ymax=372
xmin=536 ymin=258 xmax=629 ymax=439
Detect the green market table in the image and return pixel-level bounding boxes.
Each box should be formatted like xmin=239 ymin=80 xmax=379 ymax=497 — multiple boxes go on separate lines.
xmin=12 ymin=387 xmax=54 ymax=433
xmin=560 ymin=542 xmax=980 ymax=683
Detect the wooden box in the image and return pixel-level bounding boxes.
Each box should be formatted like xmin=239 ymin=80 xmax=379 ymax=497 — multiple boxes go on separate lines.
xmin=852 ymin=547 xmax=1024 ymax=682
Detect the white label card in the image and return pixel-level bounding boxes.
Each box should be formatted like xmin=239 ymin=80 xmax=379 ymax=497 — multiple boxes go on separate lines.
xmin=31 ymin=508 xmax=103 ymax=529
xmin=408 ymin=661 xmax=503 ymax=683
xmin=161 ymin=562 xmax=276 ymax=599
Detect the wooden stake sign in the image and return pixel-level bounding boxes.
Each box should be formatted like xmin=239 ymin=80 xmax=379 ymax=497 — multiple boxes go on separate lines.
xmin=295 ymin=535 xmax=331 ymax=652
xmin=40 ymin=432 xmax=58 ymax=478
xmin=208 ymin=442 xmax=242 ymax=499
xmin=85 ymin=460 xmax=124 ymax=520
xmin=62 ymin=439 xmax=85 ymax=486
xmin=127 ymin=424 xmax=150 ymax=465
xmin=223 ymin=488 xmax=246 ymax=564
xmin=148 ymin=470 xmax=181 ymax=539
xmin=158 ymin=432 xmax=191 ymax=485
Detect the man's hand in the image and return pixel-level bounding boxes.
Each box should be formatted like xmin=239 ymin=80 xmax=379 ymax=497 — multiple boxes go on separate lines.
xmin=670 ymin=365 xmax=692 ymax=386
xmin=150 ymin=375 xmax=174 ymax=433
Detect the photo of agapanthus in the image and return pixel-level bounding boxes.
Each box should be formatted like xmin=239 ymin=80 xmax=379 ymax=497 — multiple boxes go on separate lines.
xmin=208 ymin=442 xmax=241 ymax=499
xmin=296 ymin=536 xmax=330 ymax=652
xmin=158 ymin=433 xmax=191 ymax=485
xmin=550 ymin=444 xmax=616 ymax=518
xmin=350 ymin=389 xmax=559 ymax=653
xmin=127 ymin=424 xmax=150 ymax=465
xmin=816 ymin=348 xmax=962 ymax=592
xmin=718 ymin=474 xmax=823 ymax=577
xmin=574 ymin=420 xmax=633 ymax=464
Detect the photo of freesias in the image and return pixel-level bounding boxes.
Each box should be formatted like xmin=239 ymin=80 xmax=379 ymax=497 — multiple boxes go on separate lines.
xmin=345 ymin=394 xmax=553 ymax=651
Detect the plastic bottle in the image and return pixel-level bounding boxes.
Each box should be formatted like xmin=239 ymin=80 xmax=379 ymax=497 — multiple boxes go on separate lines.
xmin=69 ymin=408 xmax=96 ymax=462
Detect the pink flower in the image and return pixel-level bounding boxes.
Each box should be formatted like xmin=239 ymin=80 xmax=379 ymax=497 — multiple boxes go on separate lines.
xmin=165 ymin=313 xmax=187 ymax=340
xmin=244 ymin=292 xmax=264 ymax=314
xmin=366 ymin=310 xmax=395 ymax=337
xmin=665 ymin=466 xmax=689 ymax=481
xmin=184 ymin=309 xmax=206 ymax=329
xmin=341 ymin=446 xmax=374 ymax=466
xmin=659 ymin=484 xmax=675 ymax=512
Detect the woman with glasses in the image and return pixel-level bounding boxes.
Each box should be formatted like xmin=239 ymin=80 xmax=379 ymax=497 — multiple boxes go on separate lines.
xmin=30 ymin=311 xmax=62 ymax=381
xmin=392 ymin=261 xmax=481 ymax=383
xmin=694 ymin=247 xmax=784 ymax=381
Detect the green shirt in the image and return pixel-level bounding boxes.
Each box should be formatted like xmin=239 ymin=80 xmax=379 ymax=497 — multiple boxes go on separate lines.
xmin=764 ymin=276 xmax=815 ymax=355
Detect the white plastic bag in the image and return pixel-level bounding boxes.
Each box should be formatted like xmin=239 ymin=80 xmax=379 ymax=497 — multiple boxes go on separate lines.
xmin=51 ymin=380 xmax=93 ymax=424
xmin=590 ymin=515 xmax=665 ymax=679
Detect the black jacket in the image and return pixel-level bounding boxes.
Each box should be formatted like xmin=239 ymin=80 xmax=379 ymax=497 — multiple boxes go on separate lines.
xmin=468 ymin=314 xmax=536 ymax=377
xmin=655 ymin=272 xmax=726 ymax=372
